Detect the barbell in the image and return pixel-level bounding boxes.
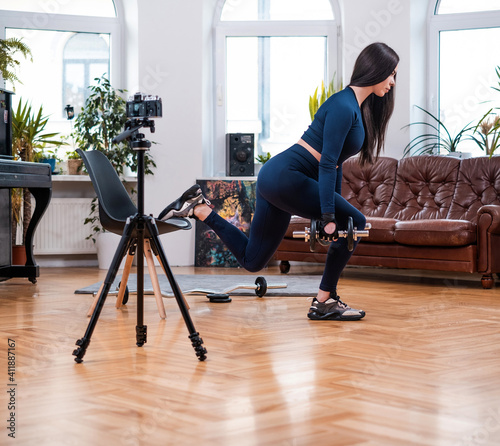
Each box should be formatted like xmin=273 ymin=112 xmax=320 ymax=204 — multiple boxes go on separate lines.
xmin=293 ymin=216 xmax=371 ymax=252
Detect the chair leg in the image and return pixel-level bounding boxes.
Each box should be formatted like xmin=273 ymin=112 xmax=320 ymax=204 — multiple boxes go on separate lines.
xmin=154 ymin=253 xmax=190 ymax=311
xmin=144 ymin=239 xmax=167 ymax=319
xmin=87 ymin=282 xmax=105 ymax=317
xmin=115 ymin=252 xmax=135 ymax=308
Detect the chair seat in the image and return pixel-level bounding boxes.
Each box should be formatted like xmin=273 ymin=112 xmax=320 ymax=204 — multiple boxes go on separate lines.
xmin=77 ymin=149 xmax=192 ymax=238
xmin=100 ymin=208 xmax=191 ymax=237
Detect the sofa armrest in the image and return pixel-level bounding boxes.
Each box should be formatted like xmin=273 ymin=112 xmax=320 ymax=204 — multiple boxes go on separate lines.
xmin=478 ymin=205 xmax=500 ymax=233
xmin=477 ymin=205 xmax=500 ymax=273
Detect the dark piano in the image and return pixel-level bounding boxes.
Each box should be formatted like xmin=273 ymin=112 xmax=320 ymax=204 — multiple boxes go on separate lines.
xmin=0 ymin=88 xmax=52 ymax=283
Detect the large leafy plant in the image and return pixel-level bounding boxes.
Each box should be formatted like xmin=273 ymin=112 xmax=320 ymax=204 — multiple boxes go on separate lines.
xmin=72 ymin=75 xmax=155 ymax=176
xmin=0 ymin=37 xmax=32 ymax=87
xmin=12 ymin=99 xmax=63 ymax=162
xmin=73 ymin=75 xmax=156 ymax=242
xmin=12 ymin=99 xmax=65 ymax=245
xmin=402 ymin=106 xmax=474 ymax=157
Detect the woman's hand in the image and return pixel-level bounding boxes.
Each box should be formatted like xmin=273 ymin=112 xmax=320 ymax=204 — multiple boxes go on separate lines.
xmin=323 ymin=221 xmax=337 ymax=238
xmin=319 ymin=213 xmax=338 ymax=240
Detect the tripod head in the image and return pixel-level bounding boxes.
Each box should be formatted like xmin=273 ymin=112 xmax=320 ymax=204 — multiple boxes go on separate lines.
xmin=112 ymin=118 xmax=156 ymax=150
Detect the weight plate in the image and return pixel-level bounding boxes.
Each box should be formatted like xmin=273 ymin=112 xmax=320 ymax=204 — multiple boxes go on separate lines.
xmin=347 ymin=216 xmax=354 ymax=252
xmin=255 ymin=276 xmax=267 ymax=297
xmin=310 ymin=219 xmax=317 ymax=252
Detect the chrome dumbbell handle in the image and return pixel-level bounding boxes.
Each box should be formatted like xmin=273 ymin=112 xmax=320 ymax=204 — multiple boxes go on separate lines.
xmin=293 ymin=218 xmax=371 ymax=252
xmin=292 ymin=223 xmax=371 ymax=240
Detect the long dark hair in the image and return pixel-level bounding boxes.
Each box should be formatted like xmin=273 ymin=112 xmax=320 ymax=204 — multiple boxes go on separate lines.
xmin=349 ymin=42 xmax=399 ymax=165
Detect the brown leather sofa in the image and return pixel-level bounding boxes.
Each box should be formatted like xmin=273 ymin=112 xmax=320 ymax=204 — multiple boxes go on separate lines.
xmin=274 ymin=155 xmax=500 ymax=288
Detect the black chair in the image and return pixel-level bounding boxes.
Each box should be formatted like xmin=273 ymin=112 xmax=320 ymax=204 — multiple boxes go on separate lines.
xmin=78 ymin=149 xmax=191 ymax=319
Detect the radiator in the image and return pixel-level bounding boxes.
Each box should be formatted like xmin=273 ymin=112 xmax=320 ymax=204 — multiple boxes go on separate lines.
xmin=34 ymin=198 xmax=96 ymax=255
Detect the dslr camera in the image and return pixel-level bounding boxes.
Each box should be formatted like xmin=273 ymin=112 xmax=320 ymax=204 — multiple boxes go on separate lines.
xmin=126 ymin=92 xmax=162 ymax=118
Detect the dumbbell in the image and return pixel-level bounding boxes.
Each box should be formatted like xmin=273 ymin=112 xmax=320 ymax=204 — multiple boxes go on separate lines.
xmin=293 ymin=216 xmax=371 ymax=252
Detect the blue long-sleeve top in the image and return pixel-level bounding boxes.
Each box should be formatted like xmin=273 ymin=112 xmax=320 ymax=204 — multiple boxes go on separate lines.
xmin=301 ymin=86 xmax=365 ymax=215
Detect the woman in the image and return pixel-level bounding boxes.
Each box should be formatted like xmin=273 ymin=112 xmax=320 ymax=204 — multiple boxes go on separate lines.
xmin=160 ymin=42 xmax=399 ymax=321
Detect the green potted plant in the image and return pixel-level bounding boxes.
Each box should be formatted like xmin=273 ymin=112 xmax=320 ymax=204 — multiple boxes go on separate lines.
xmin=255 ymin=151 xmax=271 ymax=165
xmin=37 ymin=145 xmax=63 ymax=173
xmin=11 ymin=99 xmax=65 ymax=248
xmin=72 ymin=75 xmax=156 ymax=176
xmin=309 ymin=73 xmax=341 ymax=121
xmin=254 ymin=151 xmax=271 ymax=175
xmin=72 ymin=75 xmax=156 ymax=267
xmin=469 ymin=114 xmax=500 ymax=158
xmin=402 ymin=105 xmax=474 ymax=157
xmin=66 ymin=149 xmax=84 ymax=175
xmin=0 ymin=37 xmax=32 ymax=88
xmin=468 ymin=66 xmax=500 ymax=158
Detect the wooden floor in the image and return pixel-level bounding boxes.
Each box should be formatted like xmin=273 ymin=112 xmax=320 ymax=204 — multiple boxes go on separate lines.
xmin=1 ymin=264 xmax=500 ymax=446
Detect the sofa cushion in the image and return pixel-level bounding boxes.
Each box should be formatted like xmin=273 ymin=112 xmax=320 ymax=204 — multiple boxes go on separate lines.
xmin=448 ymin=156 xmax=500 ymax=224
xmin=285 ymin=216 xmax=309 ymax=238
xmin=385 ymin=156 xmax=460 ymax=220
xmin=341 ymin=156 xmax=398 ymax=217
xmin=365 ymin=216 xmax=398 ymax=243
xmin=394 ymin=219 xmax=476 ymax=246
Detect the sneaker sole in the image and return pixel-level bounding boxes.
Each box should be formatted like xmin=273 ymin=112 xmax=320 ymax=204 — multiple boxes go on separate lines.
xmin=163 ymin=197 xmax=202 ymax=220
xmin=159 ymin=184 xmax=203 ymax=220
xmin=307 ymin=310 xmax=365 ymax=321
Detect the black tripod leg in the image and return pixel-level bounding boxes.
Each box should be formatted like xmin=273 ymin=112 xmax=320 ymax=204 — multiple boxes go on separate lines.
xmin=146 ymin=219 xmax=207 ymax=361
xmin=135 ymin=218 xmax=147 ymax=347
xmin=73 ymin=221 xmax=135 ymax=363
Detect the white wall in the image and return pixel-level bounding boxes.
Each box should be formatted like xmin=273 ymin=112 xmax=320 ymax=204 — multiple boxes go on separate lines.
xmin=123 ymin=0 xmax=428 ymax=265
xmin=121 ymin=0 xmax=217 ymax=265
xmin=341 ymin=0 xmax=428 ymax=159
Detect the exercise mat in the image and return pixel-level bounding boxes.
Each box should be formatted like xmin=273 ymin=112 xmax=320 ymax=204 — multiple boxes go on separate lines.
xmin=74 ymin=274 xmax=320 ymax=297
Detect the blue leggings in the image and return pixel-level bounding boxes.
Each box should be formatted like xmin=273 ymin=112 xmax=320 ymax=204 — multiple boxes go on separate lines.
xmin=203 ymin=144 xmax=366 ymax=291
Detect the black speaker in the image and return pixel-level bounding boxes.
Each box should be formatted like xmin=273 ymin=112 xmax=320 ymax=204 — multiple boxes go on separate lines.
xmin=226 ymin=133 xmax=254 ymax=176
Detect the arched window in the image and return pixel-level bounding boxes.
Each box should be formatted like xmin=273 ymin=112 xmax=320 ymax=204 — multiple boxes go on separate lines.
xmin=213 ymin=0 xmax=339 ymax=176
xmin=0 ymin=0 xmax=120 ymax=138
xmin=428 ymin=0 xmax=500 ymax=155
xmin=0 ymin=0 xmax=116 ymax=17
xmin=63 ymin=34 xmax=110 ymax=112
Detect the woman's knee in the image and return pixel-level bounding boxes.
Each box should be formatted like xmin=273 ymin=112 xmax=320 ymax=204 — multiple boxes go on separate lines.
xmin=353 ymin=213 xmax=366 ymax=230
xmin=242 ymin=258 xmax=268 ymax=273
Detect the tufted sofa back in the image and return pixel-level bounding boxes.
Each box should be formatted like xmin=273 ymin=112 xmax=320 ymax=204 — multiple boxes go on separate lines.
xmin=340 ymin=155 xmax=500 ymax=224
xmin=384 ymin=156 xmax=460 ymax=220
xmin=448 ymin=156 xmax=500 ymax=223
xmin=341 ymin=157 xmax=398 ymax=217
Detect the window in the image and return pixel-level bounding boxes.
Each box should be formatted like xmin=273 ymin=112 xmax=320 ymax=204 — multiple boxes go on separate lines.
xmin=0 ymin=0 xmax=120 ymax=150
xmin=63 ymin=34 xmax=110 ymax=112
xmin=214 ymin=0 xmax=339 ymax=176
xmin=220 ymin=0 xmax=334 ymax=21
xmin=428 ymin=1 xmax=500 ymax=155
xmin=0 ymin=0 xmax=116 ymax=17
xmin=436 ymin=0 xmax=500 ymax=15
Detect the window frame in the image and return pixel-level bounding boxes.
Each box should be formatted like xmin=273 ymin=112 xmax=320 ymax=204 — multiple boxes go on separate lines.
xmin=213 ymin=0 xmax=340 ymax=177
xmin=428 ymin=2 xmax=500 ymax=119
xmin=0 ymin=3 xmax=123 ymax=100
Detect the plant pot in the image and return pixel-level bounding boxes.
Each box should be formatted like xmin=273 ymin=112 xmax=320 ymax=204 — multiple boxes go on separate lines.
xmin=96 ymin=232 xmax=126 ymax=270
xmin=12 ymin=245 xmax=27 ymax=265
xmin=40 ymin=158 xmax=56 ymax=172
xmin=67 ymin=159 xmax=83 ymax=175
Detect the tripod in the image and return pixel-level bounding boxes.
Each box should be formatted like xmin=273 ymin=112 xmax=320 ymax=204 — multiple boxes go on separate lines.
xmin=72 ymin=118 xmax=207 ymax=363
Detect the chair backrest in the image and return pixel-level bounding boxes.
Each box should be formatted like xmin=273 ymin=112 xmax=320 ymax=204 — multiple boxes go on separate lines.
xmin=77 ymin=149 xmax=138 ymax=233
